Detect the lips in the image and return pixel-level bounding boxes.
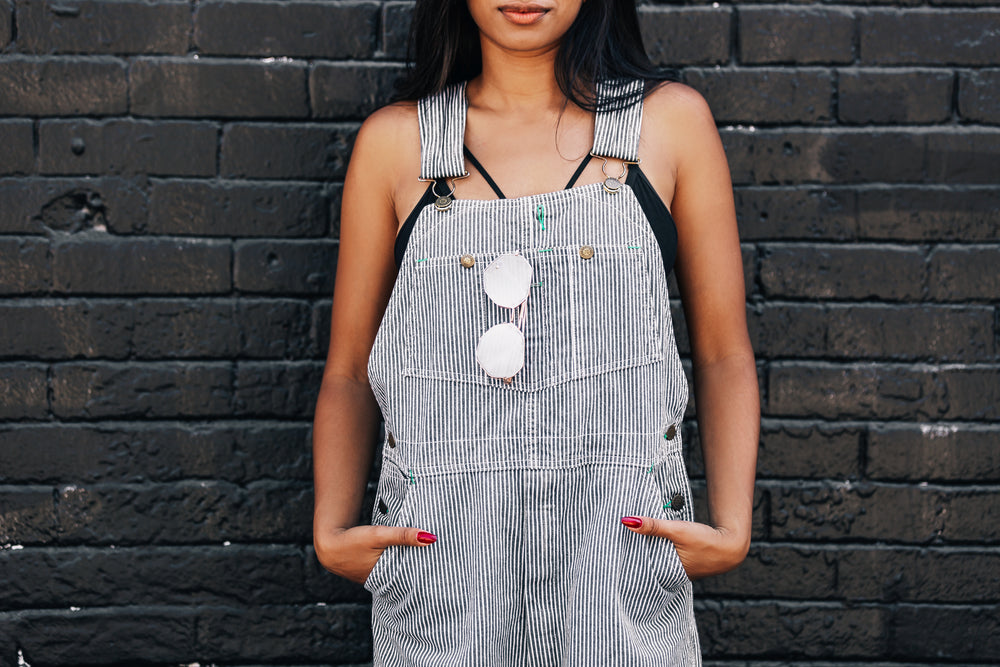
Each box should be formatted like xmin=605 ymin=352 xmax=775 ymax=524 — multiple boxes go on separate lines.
xmin=499 ymin=3 xmax=549 ymax=25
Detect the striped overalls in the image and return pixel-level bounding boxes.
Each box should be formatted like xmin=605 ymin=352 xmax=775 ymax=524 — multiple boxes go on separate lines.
xmin=364 ymin=78 xmax=702 ymax=666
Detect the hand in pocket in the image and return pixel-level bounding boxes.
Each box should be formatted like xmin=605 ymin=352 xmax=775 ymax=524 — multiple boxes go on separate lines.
xmin=315 ymin=524 xmax=438 ymax=586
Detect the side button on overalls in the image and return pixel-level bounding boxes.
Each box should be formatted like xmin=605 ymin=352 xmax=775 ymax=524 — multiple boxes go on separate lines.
xmin=364 ymin=77 xmax=700 ymax=666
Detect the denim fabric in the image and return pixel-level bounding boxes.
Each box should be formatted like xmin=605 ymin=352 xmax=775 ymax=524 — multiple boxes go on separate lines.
xmin=364 ymin=78 xmax=701 ymax=666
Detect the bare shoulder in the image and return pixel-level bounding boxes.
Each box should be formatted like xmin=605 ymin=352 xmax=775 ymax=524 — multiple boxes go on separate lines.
xmin=642 ymin=81 xmax=720 ymax=154
xmin=353 ymin=101 xmax=419 ymax=166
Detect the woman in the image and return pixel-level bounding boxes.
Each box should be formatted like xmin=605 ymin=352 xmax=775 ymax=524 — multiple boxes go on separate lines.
xmin=312 ymin=0 xmax=759 ymax=662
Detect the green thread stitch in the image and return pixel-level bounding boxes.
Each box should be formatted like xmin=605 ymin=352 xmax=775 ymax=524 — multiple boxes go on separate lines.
xmin=408 ymin=469 xmax=416 ymax=484
xmin=538 ymin=248 xmax=553 ymax=252
xmin=627 ymin=245 xmax=641 ymax=249
xmin=416 ymin=258 xmax=428 ymax=263
xmin=663 ymin=501 xmax=672 ymax=510
xmin=537 ymin=203 xmax=546 ymax=230
xmin=646 ymin=463 xmax=654 ymax=474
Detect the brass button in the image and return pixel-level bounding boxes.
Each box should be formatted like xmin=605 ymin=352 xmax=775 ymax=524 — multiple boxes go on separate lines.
xmin=387 ymin=432 xmax=396 ymax=448
xmin=665 ymin=424 xmax=677 ymax=440
xmin=377 ymin=498 xmax=388 ymax=514
xmin=459 ymin=253 xmax=475 ymax=268
xmin=579 ymin=245 xmax=594 ymax=259
xmin=669 ymin=493 xmax=685 ymax=511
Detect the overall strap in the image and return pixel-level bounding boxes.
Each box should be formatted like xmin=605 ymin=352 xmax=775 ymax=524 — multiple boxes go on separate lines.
xmin=417 ymin=80 xmax=469 ymax=181
xmin=591 ymin=78 xmax=645 ymax=163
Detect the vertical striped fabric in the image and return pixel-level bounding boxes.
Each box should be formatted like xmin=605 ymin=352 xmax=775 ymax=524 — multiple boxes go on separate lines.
xmin=365 ymin=77 xmax=701 ymax=666
xmin=592 ymin=78 xmax=645 ymax=162
xmin=418 ymin=80 xmax=469 ymax=180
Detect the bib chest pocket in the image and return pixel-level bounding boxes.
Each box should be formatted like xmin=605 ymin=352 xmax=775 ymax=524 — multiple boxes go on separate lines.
xmin=400 ymin=243 xmax=664 ymax=391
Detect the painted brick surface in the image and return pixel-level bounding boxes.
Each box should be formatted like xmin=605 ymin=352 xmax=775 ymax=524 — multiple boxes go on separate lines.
xmin=0 ymin=0 xmax=997 ymax=665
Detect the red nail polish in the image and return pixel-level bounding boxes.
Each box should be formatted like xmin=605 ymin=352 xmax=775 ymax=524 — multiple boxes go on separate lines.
xmin=621 ymin=516 xmax=642 ymax=528
xmin=417 ymin=531 xmax=437 ymax=544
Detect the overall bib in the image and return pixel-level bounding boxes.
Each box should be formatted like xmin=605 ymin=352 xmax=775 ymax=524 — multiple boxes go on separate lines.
xmin=364 ymin=77 xmax=702 ymax=666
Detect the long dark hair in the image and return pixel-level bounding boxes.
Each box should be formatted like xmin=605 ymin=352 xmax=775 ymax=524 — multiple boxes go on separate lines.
xmin=391 ymin=0 xmax=682 ymax=112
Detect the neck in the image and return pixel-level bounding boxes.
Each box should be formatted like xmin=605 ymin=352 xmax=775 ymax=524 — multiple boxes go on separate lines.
xmin=466 ymin=36 xmax=568 ymax=115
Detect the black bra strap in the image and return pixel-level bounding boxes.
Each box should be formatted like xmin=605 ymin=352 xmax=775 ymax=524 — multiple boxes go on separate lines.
xmin=463 ymin=145 xmax=507 ymax=199
xmin=564 ymin=152 xmax=593 ymax=189
xmin=462 ymin=145 xmax=596 ymax=197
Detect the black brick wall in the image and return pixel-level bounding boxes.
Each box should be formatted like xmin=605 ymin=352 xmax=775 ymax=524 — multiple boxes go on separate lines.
xmin=0 ymin=0 xmax=997 ymax=664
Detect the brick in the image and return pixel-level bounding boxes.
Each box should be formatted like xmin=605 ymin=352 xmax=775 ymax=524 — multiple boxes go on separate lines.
xmin=747 ymin=303 xmax=828 ymax=358
xmin=839 ymin=69 xmax=953 ymax=124
xmin=0 ymin=300 xmax=132 ymax=359
xmin=0 ymin=486 xmax=57 ymax=543
xmin=926 ymin=131 xmax=1000 ymax=184
xmin=639 ymin=7 xmax=731 ymax=66
xmin=221 ymin=123 xmax=358 ymax=179
xmin=756 ymin=421 xmax=861 ymax=479
xmin=0 ymin=120 xmax=34 ymax=175
xmin=52 ymin=236 xmax=230 ymax=295
xmin=312 ymin=300 xmax=332 ymax=358
xmin=722 ymin=129 xmax=925 ymax=185
xmin=12 ymin=607 xmax=196 ymax=663
xmin=928 ymin=246 xmax=1000 ymax=301
xmin=237 ymin=299 xmax=314 ymax=359
xmin=310 ymin=63 xmax=404 ymax=119
xmin=860 ymin=9 xmax=1000 ymax=65
xmin=838 ymin=547 xmax=1000 ymax=603
xmin=0 ymin=363 xmax=48 ymax=419
xmin=958 ymin=69 xmax=1000 ymax=123
xmin=234 ymin=361 xmax=324 ymax=418
xmin=889 ymin=605 xmax=1000 ymax=660
xmin=15 ymin=0 xmax=189 ymax=54
xmin=148 ymin=179 xmax=328 ymax=236
xmin=825 ymin=304 xmax=995 ymax=362
xmin=0 ymin=176 xmax=148 ymax=234
xmin=39 ymin=119 xmax=217 ymax=177
xmin=0 ymin=423 xmax=311 ymax=484
xmin=693 ymin=544 xmax=837 ymax=599
xmin=867 ymin=424 xmax=1000 ymax=481
xmin=382 ymin=2 xmax=413 ymax=60
xmin=0 ymin=0 xmax=10 ymax=47
xmin=768 ymin=480 xmax=1000 ymax=543
xmin=0 ymin=545 xmax=305 ymax=609
xmin=759 ymin=244 xmax=924 ymax=300
xmin=51 ymin=362 xmax=233 ymax=418
xmin=857 ymin=186 xmax=1000 ymax=241
xmin=683 ymin=68 xmax=832 ymax=124
xmin=736 ymin=186 xmax=857 ymax=241
xmin=195 ymin=0 xmax=378 ymax=58
xmin=0 ymin=238 xmax=51 ymax=295
xmin=327 ymin=182 xmax=344 ymax=239
xmin=0 ymin=57 xmax=127 ymax=115
xmin=740 ymin=244 xmax=755 ymax=299
xmin=193 ymin=604 xmax=373 ymax=662
xmin=695 ymin=600 xmax=888 ymax=657
xmin=131 ymin=58 xmax=309 ymax=119
xmin=133 ymin=299 xmax=238 ymax=358
xmin=769 ymin=363 xmax=1000 ymax=421
xmin=233 ymin=239 xmax=338 ymax=294
xmin=739 ymin=8 xmax=854 ymax=64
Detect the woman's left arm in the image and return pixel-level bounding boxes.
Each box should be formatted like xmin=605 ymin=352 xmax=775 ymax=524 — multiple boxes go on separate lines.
xmin=624 ymin=83 xmax=760 ymax=578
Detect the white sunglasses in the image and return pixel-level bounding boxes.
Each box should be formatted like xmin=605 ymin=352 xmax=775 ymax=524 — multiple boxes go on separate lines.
xmin=475 ymin=253 xmax=533 ymax=383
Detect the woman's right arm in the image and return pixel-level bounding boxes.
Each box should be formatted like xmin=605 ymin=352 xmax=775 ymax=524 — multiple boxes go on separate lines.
xmin=312 ymin=103 xmax=433 ymax=584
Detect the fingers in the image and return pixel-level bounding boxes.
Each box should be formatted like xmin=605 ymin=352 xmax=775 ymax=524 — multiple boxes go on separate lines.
xmin=620 ymin=514 xmax=687 ymax=540
xmin=370 ymin=524 xmax=437 ymax=548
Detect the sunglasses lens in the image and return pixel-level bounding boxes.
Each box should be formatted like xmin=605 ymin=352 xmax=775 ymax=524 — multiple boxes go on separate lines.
xmin=475 ymin=322 xmax=525 ymax=378
xmin=483 ymin=253 xmax=533 ymax=309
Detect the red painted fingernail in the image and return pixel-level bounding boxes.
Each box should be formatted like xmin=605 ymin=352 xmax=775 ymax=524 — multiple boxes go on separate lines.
xmin=417 ymin=531 xmax=437 ymax=544
xmin=621 ymin=516 xmax=642 ymax=528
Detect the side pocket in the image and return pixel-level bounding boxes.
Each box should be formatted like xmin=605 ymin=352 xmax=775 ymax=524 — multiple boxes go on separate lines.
xmin=641 ymin=453 xmax=694 ymax=591
xmin=363 ymin=459 xmax=416 ymax=595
